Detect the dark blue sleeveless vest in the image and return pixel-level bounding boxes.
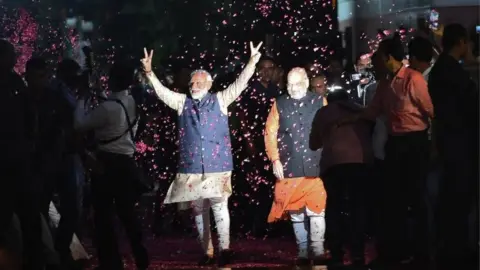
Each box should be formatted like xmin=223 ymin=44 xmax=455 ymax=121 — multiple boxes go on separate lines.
xmin=177 ymin=93 xmax=233 ymax=173
xmin=276 ymin=91 xmax=324 ymax=178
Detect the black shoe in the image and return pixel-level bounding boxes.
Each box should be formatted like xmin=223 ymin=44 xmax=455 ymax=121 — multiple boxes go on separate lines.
xmin=351 ymin=257 xmax=366 ymax=266
xmin=375 ymin=255 xmax=412 ymax=266
xmin=218 ymin=249 xmax=234 ymax=266
xmin=45 ymin=264 xmax=61 ymax=270
xmin=371 ymin=257 xmax=410 ymax=269
xmin=59 ymin=254 xmax=87 ymax=270
xmin=74 ymin=259 xmax=90 ymax=268
xmin=94 ymin=267 xmax=122 ymax=270
xmin=198 ymin=254 xmax=215 ymax=266
xmin=344 ymin=265 xmax=369 ymax=270
xmin=410 ymin=255 xmax=432 ymax=269
xmin=312 ymin=256 xmax=328 ymax=266
xmin=399 ymin=256 xmax=414 ymax=265
xmin=326 ymin=256 xmax=344 ymax=266
xmin=134 ymin=250 xmax=149 ymax=269
xmin=294 ymin=257 xmax=311 ymax=266
xmin=347 ymin=258 xmax=369 ymax=270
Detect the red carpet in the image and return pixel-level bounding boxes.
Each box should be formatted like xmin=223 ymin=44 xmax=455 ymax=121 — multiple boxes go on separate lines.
xmin=84 ymin=235 xmax=297 ymax=269
xmin=83 ymin=234 xmax=379 ymax=269
xmin=82 ymin=196 xmax=377 ymax=269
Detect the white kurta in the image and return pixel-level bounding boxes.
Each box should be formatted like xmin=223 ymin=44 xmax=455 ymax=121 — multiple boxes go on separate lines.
xmin=168 ymin=172 xmax=233 ymax=210
xmin=146 ymin=61 xmax=256 ymax=204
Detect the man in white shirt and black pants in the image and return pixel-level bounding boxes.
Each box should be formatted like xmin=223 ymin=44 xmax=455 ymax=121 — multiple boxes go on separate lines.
xmin=74 ymin=60 xmax=149 ymax=270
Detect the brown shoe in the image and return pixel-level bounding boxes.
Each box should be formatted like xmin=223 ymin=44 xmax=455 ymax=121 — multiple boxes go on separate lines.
xmin=295 ymin=257 xmax=311 ymax=266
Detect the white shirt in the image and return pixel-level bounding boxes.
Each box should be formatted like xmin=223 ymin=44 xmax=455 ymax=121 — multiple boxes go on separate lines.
xmin=74 ymin=90 xmax=138 ymax=156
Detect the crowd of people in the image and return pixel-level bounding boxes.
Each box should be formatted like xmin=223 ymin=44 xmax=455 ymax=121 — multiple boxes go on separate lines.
xmin=0 ymin=21 xmax=477 ymax=270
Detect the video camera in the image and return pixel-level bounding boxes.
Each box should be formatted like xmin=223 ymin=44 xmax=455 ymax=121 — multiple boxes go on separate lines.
xmin=350 ymin=70 xmax=374 ymax=85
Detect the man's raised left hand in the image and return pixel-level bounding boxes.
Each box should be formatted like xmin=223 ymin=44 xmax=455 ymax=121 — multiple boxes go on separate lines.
xmin=249 ymin=41 xmax=263 ymax=64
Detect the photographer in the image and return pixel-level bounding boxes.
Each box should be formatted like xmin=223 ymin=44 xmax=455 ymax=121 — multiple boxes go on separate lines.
xmin=349 ymin=53 xmax=376 ymax=107
xmin=74 ymin=59 xmax=149 ymax=270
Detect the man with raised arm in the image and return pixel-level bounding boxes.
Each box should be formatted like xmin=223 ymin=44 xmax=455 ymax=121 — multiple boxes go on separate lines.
xmin=141 ymin=42 xmax=262 ymax=266
xmin=264 ymin=67 xmax=327 ymax=266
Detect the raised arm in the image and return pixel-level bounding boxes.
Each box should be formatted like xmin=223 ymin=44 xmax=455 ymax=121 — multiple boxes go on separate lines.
xmin=218 ymin=42 xmax=263 ymax=108
xmin=145 ymin=72 xmax=186 ymax=112
xmin=141 ymin=48 xmax=186 ymax=112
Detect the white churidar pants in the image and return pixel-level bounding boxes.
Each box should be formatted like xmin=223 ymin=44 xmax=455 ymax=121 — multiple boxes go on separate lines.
xmin=191 ymin=197 xmax=230 ymax=256
xmin=289 ymin=207 xmax=326 ymax=259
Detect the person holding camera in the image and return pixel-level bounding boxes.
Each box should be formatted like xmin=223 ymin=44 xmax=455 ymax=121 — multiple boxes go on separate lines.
xmin=74 ymin=60 xmax=149 ymax=270
xmin=349 ymin=53 xmax=376 ymax=107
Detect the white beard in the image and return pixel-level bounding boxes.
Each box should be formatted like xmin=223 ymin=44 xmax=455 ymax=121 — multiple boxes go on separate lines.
xmin=288 ymin=89 xmax=307 ymax=100
xmin=190 ymin=88 xmax=207 ymax=100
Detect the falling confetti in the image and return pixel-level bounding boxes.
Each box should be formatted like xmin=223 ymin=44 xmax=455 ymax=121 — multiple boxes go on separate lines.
xmin=0 ymin=0 xmax=433 ymax=238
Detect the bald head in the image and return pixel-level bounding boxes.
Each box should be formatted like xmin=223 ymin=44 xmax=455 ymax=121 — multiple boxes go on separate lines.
xmin=288 ymin=67 xmax=308 ymax=80
xmin=310 ymin=75 xmax=326 ymax=96
xmin=189 ymin=69 xmax=213 ymax=99
xmin=287 ymin=67 xmax=309 ymax=99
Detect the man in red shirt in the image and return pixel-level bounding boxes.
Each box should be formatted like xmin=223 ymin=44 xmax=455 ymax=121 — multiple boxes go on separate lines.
xmin=343 ymin=35 xmax=434 ymax=267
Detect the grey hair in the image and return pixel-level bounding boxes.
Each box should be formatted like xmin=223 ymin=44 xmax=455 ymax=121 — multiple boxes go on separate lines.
xmin=288 ymin=67 xmax=309 ymax=80
xmin=190 ymin=69 xmax=213 ymax=82
xmin=287 ymin=67 xmax=310 ymax=88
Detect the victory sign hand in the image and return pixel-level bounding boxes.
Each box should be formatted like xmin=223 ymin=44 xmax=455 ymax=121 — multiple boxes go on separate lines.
xmin=249 ymin=41 xmax=263 ymax=64
xmin=141 ymin=48 xmax=153 ymax=73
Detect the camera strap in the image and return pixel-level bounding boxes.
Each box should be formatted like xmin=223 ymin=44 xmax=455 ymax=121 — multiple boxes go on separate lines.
xmin=98 ymin=98 xmax=139 ymax=145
